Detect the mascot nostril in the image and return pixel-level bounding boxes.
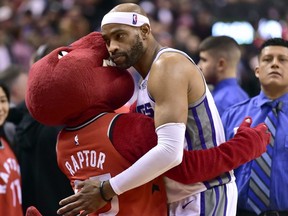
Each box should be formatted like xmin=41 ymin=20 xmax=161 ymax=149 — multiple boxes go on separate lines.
xmin=26 ymin=32 xmax=135 ymax=127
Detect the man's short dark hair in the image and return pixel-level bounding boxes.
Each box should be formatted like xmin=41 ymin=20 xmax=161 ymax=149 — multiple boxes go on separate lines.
xmin=198 ymin=35 xmax=240 ymax=53
xmin=260 ymin=38 xmax=288 ymax=51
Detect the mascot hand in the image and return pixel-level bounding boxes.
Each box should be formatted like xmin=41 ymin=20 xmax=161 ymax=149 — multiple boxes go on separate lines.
xmin=25 ymin=206 xmax=42 ymax=216
xmin=236 ymin=116 xmax=270 ymax=158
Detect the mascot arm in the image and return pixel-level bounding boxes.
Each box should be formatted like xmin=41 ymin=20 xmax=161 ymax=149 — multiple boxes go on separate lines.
xmin=112 ymin=113 xmax=158 ymax=163
xmin=112 ymin=116 xmax=269 ymax=185
xmin=110 ymin=113 xmax=185 ymax=195
xmin=165 ymin=117 xmax=270 ymax=184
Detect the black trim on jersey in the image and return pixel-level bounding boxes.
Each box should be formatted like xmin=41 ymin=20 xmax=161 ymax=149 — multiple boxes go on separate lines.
xmin=0 ymin=127 xmax=7 ymax=149
xmin=65 ymin=112 xmax=108 ymax=131
xmin=108 ymin=114 xmax=122 ymax=144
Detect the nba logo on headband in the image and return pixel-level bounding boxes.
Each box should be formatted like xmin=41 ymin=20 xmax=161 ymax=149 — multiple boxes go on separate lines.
xmin=132 ymin=14 xmax=137 ymax=25
xmin=101 ymin=12 xmax=150 ymax=27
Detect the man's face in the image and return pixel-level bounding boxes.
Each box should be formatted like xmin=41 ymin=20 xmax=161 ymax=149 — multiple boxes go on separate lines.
xmin=256 ymin=46 xmax=288 ymax=93
xmin=101 ymin=24 xmax=144 ymax=69
xmin=197 ymin=51 xmax=218 ymax=85
xmin=0 ymin=87 xmax=9 ymax=126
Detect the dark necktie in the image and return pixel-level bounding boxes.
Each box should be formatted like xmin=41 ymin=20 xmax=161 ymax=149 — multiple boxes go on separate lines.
xmin=247 ymin=101 xmax=282 ymax=214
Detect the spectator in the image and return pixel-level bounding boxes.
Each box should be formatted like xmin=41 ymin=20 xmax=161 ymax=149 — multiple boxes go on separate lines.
xmin=0 ymin=64 xmax=28 ymax=144
xmin=222 ymin=37 xmax=288 ymax=215
xmin=0 ymin=64 xmax=28 ymax=108
xmin=198 ymin=35 xmax=249 ymax=116
xmin=0 ymin=82 xmax=23 ymax=216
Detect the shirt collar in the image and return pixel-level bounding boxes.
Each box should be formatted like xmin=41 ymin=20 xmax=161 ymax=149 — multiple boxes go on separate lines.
xmin=215 ymin=78 xmax=237 ymax=87
xmin=213 ymin=78 xmax=238 ymax=92
xmin=256 ymin=91 xmax=288 ymax=108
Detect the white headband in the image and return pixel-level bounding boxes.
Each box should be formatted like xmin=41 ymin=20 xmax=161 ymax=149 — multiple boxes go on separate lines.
xmin=101 ymin=12 xmax=150 ymax=28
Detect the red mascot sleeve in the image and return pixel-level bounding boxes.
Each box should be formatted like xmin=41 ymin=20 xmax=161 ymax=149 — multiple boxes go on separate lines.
xmin=111 ymin=116 xmax=269 ymax=184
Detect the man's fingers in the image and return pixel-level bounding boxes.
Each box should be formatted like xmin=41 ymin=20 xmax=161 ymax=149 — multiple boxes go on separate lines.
xmin=57 ymin=180 xmax=105 ymax=215
xmin=59 ymin=194 xmax=79 ymax=206
xmin=57 ymin=200 xmax=84 ymax=216
xmin=58 ymin=206 xmax=83 ymax=216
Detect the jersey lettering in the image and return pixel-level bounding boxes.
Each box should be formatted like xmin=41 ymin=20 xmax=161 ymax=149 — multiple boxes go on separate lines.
xmin=136 ymin=103 xmax=154 ymax=117
xmin=3 ymin=158 xmax=19 ymax=174
xmin=10 ymin=179 xmax=22 ymax=206
xmin=0 ymin=158 xmax=21 ymax=206
xmin=65 ymin=150 xmax=106 ymax=176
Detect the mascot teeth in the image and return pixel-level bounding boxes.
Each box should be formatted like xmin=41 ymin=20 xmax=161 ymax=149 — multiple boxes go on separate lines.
xmin=103 ymin=59 xmax=116 ymax=67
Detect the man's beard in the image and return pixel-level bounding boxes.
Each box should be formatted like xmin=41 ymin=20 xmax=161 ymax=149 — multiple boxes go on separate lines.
xmin=116 ymin=35 xmax=144 ymax=69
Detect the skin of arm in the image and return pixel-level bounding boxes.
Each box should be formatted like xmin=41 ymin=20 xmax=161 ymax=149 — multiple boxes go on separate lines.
xmin=149 ymin=52 xmax=205 ymax=127
xmin=104 ymin=52 xmax=203 ymax=198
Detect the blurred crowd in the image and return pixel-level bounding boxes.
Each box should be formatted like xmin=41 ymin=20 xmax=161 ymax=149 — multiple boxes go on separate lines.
xmin=1 ymin=0 xmax=288 ymax=215
xmin=1 ymin=0 xmax=288 ymax=95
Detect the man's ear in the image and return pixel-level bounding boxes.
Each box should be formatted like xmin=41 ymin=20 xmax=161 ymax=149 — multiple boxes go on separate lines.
xmin=217 ymin=57 xmax=226 ymax=71
xmin=140 ymin=24 xmax=151 ymax=39
xmin=255 ymin=66 xmax=260 ymax=78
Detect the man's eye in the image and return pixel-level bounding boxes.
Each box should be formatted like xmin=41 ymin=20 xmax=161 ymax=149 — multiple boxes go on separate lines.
xmin=103 ymin=39 xmax=110 ymax=45
xmin=279 ymin=57 xmax=288 ymax=62
xmin=117 ymin=34 xmax=125 ymax=40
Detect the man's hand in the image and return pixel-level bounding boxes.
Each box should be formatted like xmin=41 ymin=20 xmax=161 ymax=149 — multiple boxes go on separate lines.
xmin=57 ymin=179 xmax=112 ymax=216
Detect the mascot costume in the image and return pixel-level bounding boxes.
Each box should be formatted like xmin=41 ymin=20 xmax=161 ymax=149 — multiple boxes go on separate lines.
xmin=25 ymin=32 xmax=269 ymax=215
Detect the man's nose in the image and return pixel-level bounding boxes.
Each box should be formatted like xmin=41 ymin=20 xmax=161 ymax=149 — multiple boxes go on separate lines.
xmin=271 ymin=57 xmax=280 ymax=67
xmin=107 ymin=40 xmax=119 ymax=54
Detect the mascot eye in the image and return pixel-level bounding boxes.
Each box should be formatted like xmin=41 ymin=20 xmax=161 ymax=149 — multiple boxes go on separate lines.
xmin=58 ymin=51 xmax=69 ymax=59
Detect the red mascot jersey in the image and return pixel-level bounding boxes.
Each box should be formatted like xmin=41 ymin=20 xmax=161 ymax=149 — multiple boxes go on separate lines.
xmin=57 ymin=113 xmax=167 ymax=216
xmin=0 ymin=138 xmax=23 ymax=216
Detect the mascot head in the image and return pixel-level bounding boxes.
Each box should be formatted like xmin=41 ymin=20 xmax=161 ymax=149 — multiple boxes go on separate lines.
xmin=26 ymin=32 xmax=134 ymax=127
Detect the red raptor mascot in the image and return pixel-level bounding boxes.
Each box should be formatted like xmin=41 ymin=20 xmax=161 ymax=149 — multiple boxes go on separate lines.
xmin=25 ymin=32 xmax=269 ymax=216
